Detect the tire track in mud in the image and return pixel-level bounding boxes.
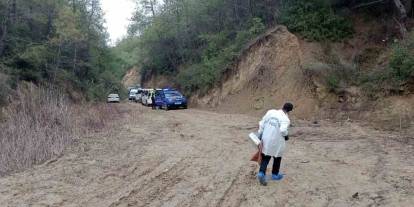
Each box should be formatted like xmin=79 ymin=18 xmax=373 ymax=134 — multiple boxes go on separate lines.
xmin=213 ymin=165 xmax=256 ymax=207
xmin=109 ymin=158 xmax=187 ymax=207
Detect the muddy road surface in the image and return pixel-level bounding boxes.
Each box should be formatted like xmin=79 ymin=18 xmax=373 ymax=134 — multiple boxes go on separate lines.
xmin=0 ymin=103 xmax=413 ymax=207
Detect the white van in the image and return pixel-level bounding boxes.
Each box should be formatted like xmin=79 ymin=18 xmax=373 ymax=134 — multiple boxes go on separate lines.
xmin=129 ymin=88 xmax=138 ymax=101
xmin=134 ymin=88 xmax=143 ymax=103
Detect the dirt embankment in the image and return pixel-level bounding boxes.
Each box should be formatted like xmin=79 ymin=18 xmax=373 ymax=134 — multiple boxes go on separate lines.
xmin=0 ymin=103 xmax=413 ymax=206
xmin=122 ymin=68 xmax=141 ymax=88
xmin=142 ymin=74 xmax=174 ymax=89
xmin=192 ymin=26 xmax=318 ymax=119
xmin=189 ymin=24 xmax=413 ymax=129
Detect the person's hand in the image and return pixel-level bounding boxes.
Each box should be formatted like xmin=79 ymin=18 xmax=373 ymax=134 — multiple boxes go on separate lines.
xmin=258 ymin=133 xmax=262 ymax=140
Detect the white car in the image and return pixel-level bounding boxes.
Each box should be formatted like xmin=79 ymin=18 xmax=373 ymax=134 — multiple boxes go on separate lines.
xmin=129 ymin=89 xmax=138 ymax=100
xmin=107 ymin=94 xmax=120 ymax=103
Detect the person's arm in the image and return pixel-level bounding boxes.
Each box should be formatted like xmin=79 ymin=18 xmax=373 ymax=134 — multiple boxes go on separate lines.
xmin=279 ymin=116 xmax=290 ymax=137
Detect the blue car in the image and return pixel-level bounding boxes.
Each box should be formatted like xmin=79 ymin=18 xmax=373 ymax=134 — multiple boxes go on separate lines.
xmin=154 ymin=89 xmax=188 ymax=110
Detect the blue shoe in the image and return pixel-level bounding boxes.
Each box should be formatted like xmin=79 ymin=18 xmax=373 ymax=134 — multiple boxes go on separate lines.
xmin=257 ymin=172 xmax=267 ymax=186
xmin=271 ymin=173 xmax=284 ymax=180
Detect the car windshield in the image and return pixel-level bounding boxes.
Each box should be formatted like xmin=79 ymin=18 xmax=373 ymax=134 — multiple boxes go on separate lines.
xmin=109 ymin=94 xmax=119 ymax=98
xmin=164 ymin=91 xmax=182 ymax=98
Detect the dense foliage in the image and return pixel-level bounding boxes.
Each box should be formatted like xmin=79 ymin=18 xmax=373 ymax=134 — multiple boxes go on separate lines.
xmin=389 ymin=34 xmax=414 ymax=82
xmin=0 ymin=0 xmax=125 ymax=102
xmin=116 ymin=0 xmax=360 ymax=94
xmin=366 ymin=32 xmax=414 ymax=97
xmin=115 ymin=0 xmax=277 ymax=94
xmin=279 ymin=0 xmax=353 ymax=41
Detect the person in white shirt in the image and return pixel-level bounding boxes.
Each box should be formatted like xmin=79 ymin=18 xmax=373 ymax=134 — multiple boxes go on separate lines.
xmin=257 ymin=102 xmax=293 ymax=186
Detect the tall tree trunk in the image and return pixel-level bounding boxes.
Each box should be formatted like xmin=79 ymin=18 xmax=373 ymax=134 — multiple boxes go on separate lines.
xmin=46 ymin=8 xmax=54 ymax=38
xmin=9 ymin=0 xmax=16 ymax=23
xmin=73 ymin=44 xmax=77 ymax=74
xmin=0 ymin=23 xmax=6 ymax=57
xmin=150 ymin=0 xmax=156 ymax=17
xmin=0 ymin=0 xmax=13 ymax=57
xmin=72 ymin=0 xmax=77 ymax=12
xmin=393 ymin=0 xmax=408 ymax=37
xmin=394 ymin=0 xmax=408 ymax=20
xmin=233 ymin=0 xmax=240 ymax=27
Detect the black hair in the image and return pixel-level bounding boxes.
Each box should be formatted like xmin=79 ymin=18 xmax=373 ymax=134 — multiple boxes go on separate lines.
xmin=282 ymin=102 xmax=293 ymax=112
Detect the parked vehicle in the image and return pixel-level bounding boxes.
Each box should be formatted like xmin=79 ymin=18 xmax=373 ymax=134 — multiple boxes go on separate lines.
xmin=141 ymin=89 xmax=154 ymax=106
xmin=107 ymin=94 xmax=120 ymax=103
xmin=154 ymin=88 xmax=187 ymax=110
xmin=134 ymin=88 xmax=143 ymax=103
xmin=129 ymin=88 xmax=138 ymax=101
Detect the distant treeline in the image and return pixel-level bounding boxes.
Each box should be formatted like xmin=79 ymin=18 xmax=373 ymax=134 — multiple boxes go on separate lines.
xmin=0 ymin=0 xmax=125 ymax=102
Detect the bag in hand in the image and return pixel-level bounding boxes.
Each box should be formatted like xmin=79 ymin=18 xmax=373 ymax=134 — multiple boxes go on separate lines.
xmin=250 ymin=143 xmax=263 ymax=164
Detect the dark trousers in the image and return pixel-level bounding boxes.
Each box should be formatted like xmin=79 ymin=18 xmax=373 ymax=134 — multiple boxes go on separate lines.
xmin=259 ymin=154 xmax=282 ymax=175
xmin=151 ymin=98 xmax=155 ymax=109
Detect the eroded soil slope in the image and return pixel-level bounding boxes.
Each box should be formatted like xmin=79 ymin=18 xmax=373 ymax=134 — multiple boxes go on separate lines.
xmin=193 ymin=26 xmax=318 ymax=119
xmin=0 ymin=103 xmax=413 ymax=207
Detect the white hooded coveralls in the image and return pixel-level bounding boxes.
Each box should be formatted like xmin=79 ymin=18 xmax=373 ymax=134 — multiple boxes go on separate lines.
xmin=258 ymin=109 xmax=290 ymax=157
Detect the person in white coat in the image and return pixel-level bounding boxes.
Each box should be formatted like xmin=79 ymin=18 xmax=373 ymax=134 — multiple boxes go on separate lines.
xmin=257 ymin=102 xmax=293 ymax=186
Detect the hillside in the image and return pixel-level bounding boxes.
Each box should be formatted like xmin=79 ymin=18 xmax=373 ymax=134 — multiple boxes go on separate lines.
xmin=189 ymin=23 xmax=414 ymax=127
xmin=130 ymin=1 xmax=414 ymax=128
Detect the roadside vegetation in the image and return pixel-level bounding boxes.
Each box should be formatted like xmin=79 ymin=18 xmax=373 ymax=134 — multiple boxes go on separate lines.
xmin=305 ymin=31 xmax=414 ymax=99
xmin=0 ymin=0 xmax=125 ymax=102
xmin=0 ymin=0 xmax=126 ymax=175
xmin=0 ymin=84 xmax=121 ymax=176
xmin=279 ymin=0 xmax=353 ymax=41
xmin=360 ymin=32 xmax=414 ymax=98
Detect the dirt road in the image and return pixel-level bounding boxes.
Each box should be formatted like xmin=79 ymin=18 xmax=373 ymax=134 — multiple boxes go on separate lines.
xmin=0 ymin=103 xmax=413 ymax=207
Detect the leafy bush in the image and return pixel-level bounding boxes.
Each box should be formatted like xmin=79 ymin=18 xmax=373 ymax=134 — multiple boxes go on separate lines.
xmin=355 ymin=34 xmax=414 ymax=99
xmin=279 ymin=0 xmax=353 ymax=41
xmin=304 ymin=58 xmax=359 ymax=93
xmin=389 ymin=40 xmax=414 ymax=82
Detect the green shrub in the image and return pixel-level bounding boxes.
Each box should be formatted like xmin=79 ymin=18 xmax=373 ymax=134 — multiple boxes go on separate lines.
xmin=326 ymin=74 xmax=340 ymax=92
xmin=357 ymin=34 xmax=414 ymax=98
xmin=279 ymin=0 xmax=353 ymax=41
xmin=304 ymin=59 xmax=359 ymax=93
xmin=389 ymin=42 xmax=414 ymax=82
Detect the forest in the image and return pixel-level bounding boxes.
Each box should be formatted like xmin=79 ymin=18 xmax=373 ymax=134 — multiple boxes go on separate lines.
xmin=0 ymin=0 xmax=125 ymax=104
